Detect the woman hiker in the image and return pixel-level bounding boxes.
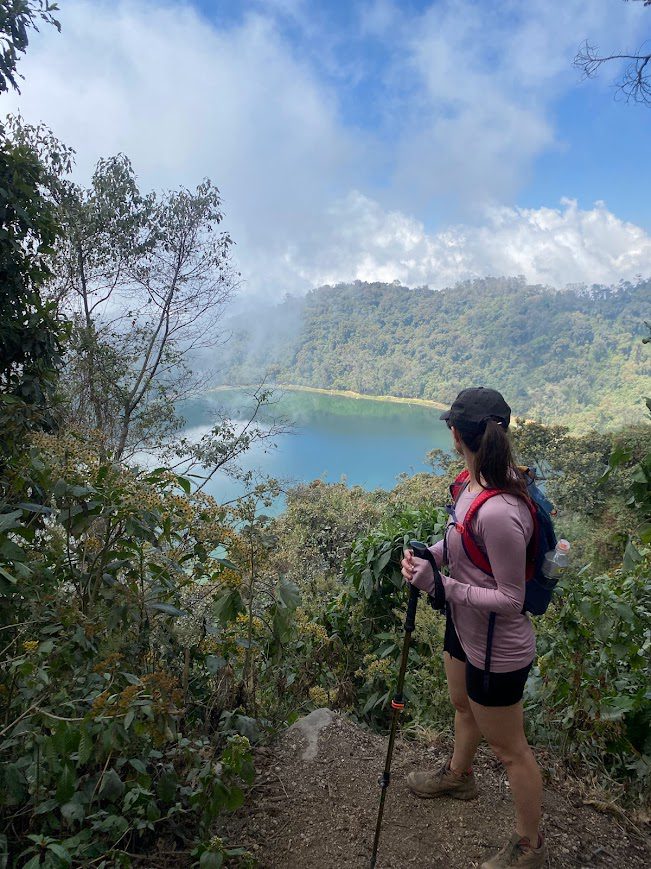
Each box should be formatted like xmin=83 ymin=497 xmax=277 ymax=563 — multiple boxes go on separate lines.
xmin=401 ymin=387 xmax=547 ymax=869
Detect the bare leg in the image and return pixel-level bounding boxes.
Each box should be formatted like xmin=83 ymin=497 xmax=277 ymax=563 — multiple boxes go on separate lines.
xmin=470 ymin=698 xmax=542 ymax=844
xmin=444 ymin=652 xmax=483 ymax=774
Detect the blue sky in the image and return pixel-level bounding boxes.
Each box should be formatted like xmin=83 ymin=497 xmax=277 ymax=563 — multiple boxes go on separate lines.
xmin=518 ymin=72 xmax=650 ymax=230
xmin=4 ymin=0 xmax=651 ymax=295
xmin=190 ymin=0 xmax=651 ymax=227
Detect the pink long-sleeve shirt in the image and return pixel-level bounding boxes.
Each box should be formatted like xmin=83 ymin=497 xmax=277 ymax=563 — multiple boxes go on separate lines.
xmin=429 ymin=486 xmax=535 ymax=672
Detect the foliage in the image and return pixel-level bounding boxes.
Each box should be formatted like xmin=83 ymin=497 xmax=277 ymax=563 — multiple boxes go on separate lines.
xmin=327 ymin=502 xmax=448 ymax=723
xmin=6 ymin=121 xmax=243 ymax=463
xmin=216 ymin=277 xmax=651 ymax=432
xmin=53 ymin=153 xmax=237 ymax=460
xmin=0 ymin=431 xmax=256 ymax=865
xmin=512 ymin=419 xmax=651 ymax=568
xmin=0 ymin=0 xmax=60 ymax=94
xmin=0 ymin=133 xmax=70 ymax=448
xmin=527 ymin=553 xmax=650 ymax=786
xmin=273 ymin=479 xmax=386 ymax=591
xmin=210 ymin=487 xmax=302 ymax=723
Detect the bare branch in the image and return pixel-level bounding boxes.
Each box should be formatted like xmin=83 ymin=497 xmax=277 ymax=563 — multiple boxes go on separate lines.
xmin=574 ymin=38 xmax=651 ymax=105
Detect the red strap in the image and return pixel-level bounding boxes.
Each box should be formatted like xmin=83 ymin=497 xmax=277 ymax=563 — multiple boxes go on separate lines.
xmin=461 ymin=489 xmax=502 ymax=575
xmin=525 ymin=501 xmax=538 ymax=580
xmin=449 ymin=469 xmax=470 ymax=502
xmin=456 ymin=486 xmax=539 ymax=579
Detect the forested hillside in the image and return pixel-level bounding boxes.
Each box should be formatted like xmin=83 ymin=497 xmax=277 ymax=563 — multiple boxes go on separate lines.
xmin=219 ymin=277 xmax=651 ymax=430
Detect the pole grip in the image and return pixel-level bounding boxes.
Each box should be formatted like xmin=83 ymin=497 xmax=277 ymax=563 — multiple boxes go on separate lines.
xmin=405 ymin=582 xmax=419 ymax=632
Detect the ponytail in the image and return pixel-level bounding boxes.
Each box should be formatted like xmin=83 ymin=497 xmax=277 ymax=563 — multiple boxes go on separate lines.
xmin=457 ymin=419 xmax=527 ymax=499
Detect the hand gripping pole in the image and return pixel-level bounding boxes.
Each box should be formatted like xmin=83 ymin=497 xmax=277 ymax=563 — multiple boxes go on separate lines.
xmin=370 ymin=582 xmax=419 ymax=867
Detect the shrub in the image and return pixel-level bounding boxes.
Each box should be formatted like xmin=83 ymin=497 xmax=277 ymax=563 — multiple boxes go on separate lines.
xmin=0 ymin=432 xmax=255 ymax=866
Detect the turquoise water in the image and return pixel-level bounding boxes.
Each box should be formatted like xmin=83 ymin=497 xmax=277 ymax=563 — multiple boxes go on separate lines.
xmin=178 ymin=388 xmax=452 ymax=508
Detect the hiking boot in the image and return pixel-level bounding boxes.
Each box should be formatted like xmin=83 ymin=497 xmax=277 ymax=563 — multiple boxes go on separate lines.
xmin=406 ymin=758 xmax=478 ymax=800
xmin=481 ymin=833 xmax=548 ymax=868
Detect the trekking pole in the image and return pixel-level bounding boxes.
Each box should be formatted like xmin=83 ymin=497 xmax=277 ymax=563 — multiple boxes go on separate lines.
xmin=370 ymin=578 xmax=420 ymax=868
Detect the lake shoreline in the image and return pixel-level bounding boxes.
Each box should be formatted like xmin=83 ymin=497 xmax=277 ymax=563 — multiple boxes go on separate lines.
xmin=206 ymin=382 xmax=449 ymax=411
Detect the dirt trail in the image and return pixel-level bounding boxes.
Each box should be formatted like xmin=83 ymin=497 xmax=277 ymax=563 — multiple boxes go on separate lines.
xmin=218 ymin=710 xmax=650 ymax=868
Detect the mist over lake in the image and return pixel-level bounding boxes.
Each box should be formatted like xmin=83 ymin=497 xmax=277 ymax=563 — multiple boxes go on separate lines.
xmin=178 ymin=388 xmax=452 ymax=507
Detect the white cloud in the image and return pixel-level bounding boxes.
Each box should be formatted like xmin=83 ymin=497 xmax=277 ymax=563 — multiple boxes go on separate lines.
xmin=2 ymin=0 xmax=649 ymax=300
xmin=288 ymin=194 xmax=651 ymax=290
xmin=377 ymin=0 xmax=645 ymax=214
xmin=4 ymin=0 xmax=362 ymax=269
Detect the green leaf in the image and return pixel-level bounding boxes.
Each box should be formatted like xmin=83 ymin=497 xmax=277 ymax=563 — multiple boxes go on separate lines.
xmin=34 ymin=799 xmax=58 ymax=815
xmin=175 ymin=475 xmax=192 ymax=494
xmin=55 ymin=765 xmax=76 ymax=805
xmin=61 ymin=800 xmax=85 ymax=825
xmin=53 ymin=479 xmax=68 ymax=499
xmin=0 ymin=566 xmax=17 ymax=584
xmin=623 ymin=539 xmax=643 ymax=572
xmin=0 ymin=509 xmax=23 ymax=532
xmin=146 ymin=602 xmax=187 ymax=617
xmin=77 ymin=729 xmax=93 ymax=766
xmin=214 ymin=557 xmax=239 ymax=572
xmin=98 ymin=768 xmax=125 ymax=802
xmin=362 ymin=692 xmax=380 ymax=715
xmin=0 ymin=538 xmax=25 ymax=560
xmin=220 ymin=711 xmax=260 ymax=742
xmin=638 ymin=523 xmax=651 ymax=545
xmin=16 ymin=502 xmax=52 ymax=515
xmin=607 ymin=443 xmax=632 ymax=471
xmin=600 ymin=696 xmax=637 ymax=721
xmin=144 ymin=468 xmax=168 ymax=482
xmin=129 ymin=758 xmax=147 ymax=774
xmin=200 ymin=852 xmax=223 ymax=869
xmin=374 ymin=548 xmax=392 ymax=577
xmin=47 ymin=842 xmax=72 ymax=866
xmin=225 ymin=785 xmax=245 ymax=811
xmin=277 ymin=576 xmax=300 ymax=610
xmin=213 ymin=587 xmax=244 ymax=625
xmin=92 ymin=813 xmax=128 ymax=834
xmin=70 ymin=484 xmax=95 ymax=498
xmin=3 ymin=763 xmax=26 ymax=804
xmin=124 ymin=709 xmax=135 ymax=731
xmin=157 ymin=770 xmax=178 ymax=803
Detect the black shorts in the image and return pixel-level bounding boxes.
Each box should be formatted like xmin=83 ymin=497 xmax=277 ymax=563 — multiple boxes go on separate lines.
xmin=443 ymin=613 xmax=532 ymax=707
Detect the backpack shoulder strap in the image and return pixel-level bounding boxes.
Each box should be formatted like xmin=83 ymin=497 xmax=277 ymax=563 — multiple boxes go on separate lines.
xmin=449 ymin=469 xmax=470 ymax=502
xmin=460 ymin=488 xmax=503 ymax=576
xmin=460 ymin=483 xmax=539 ymax=578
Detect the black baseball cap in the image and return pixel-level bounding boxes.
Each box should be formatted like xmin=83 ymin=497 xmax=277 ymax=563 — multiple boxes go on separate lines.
xmin=440 ymin=387 xmax=511 ymax=430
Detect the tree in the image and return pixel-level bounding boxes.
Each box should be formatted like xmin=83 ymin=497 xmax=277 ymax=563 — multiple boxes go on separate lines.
xmin=0 ymin=139 xmax=65 ymax=402
xmin=43 ymin=151 xmax=236 ymax=459
xmin=0 ymin=133 xmax=72 ymax=474
xmin=0 ymin=4 xmax=66 ymax=456
xmin=574 ymin=1 xmax=651 ymax=105
xmin=0 ymin=0 xmax=60 ymax=94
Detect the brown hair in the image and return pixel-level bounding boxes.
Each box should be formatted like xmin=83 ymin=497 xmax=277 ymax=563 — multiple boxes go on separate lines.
xmin=455 ymin=419 xmax=527 ymax=499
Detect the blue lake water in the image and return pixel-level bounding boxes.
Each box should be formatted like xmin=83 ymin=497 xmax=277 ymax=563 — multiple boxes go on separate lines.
xmin=178 ymin=388 xmax=452 ymax=508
